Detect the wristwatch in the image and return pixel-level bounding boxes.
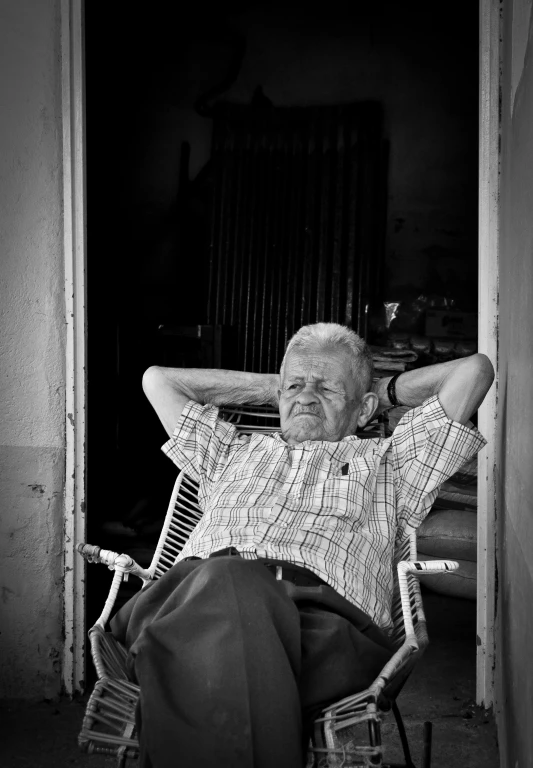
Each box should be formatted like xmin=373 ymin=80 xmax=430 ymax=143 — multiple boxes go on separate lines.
xmin=387 ymin=373 xmax=402 ymax=408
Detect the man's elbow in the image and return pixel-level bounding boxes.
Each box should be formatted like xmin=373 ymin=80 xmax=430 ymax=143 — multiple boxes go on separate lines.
xmin=458 ymin=354 xmax=495 ymax=407
xmin=142 ymin=365 xmax=165 ymax=399
xmin=470 ymin=353 xmax=495 ymax=391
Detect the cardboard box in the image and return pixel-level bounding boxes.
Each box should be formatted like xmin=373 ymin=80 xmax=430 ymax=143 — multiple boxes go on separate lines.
xmin=425 ymin=310 xmax=477 ymax=339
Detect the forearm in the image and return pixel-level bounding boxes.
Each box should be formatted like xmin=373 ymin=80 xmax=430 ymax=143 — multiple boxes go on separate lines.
xmin=148 ymin=366 xmax=280 ymax=408
xmin=142 ymin=365 xmax=280 ymax=436
xmin=372 ymin=353 xmax=494 ymax=424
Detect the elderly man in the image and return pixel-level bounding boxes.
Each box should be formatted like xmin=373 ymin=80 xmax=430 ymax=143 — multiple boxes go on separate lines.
xmin=112 ymin=323 xmax=494 ymax=768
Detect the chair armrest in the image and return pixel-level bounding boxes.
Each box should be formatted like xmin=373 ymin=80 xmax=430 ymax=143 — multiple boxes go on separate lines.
xmin=316 ymin=638 xmax=419 ymax=731
xmin=324 ymin=557 xmax=460 ymax=722
xmin=402 ymin=558 xmax=460 ymax=575
xmin=397 ymin=559 xmax=459 ymax=640
xmin=77 ymin=543 xmax=153 ymax=579
xmin=77 ymin=542 xmax=153 ymax=629
xmin=369 ymin=558 xmax=460 ymax=691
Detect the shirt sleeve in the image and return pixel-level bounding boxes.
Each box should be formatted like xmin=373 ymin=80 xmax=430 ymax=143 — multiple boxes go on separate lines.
xmin=161 ymin=400 xmax=248 ymax=496
xmin=391 ymin=395 xmax=487 ymax=535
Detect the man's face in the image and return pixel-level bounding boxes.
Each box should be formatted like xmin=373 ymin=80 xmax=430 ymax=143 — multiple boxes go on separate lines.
xmin=278 ymin=346 xmax=362 ymax=445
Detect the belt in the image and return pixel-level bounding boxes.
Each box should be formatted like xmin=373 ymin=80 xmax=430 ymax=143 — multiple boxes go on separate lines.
xmin=206 ymin=547 xmax=327 ymax=589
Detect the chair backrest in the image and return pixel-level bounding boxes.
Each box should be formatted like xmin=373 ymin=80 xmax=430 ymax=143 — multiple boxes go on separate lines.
xmin=148 ymin=470 xmax=203 ymax=580
xmin=147 ymin=406 xmax=420 ymax=648
xmin=389 ymin=530 xmax=420 ymax=647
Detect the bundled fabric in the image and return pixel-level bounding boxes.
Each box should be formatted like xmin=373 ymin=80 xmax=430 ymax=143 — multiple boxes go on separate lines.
xmin=433 ymin=486 xmax=477 ymax=512
xmin=455 ymin=340 xmax=477 ymax=357
xmin=433 ymin=338 xmax=456 ymax=358
xmin=433 ymin=463 xmax=477 ymax=511
xmin=380 ymin=334 xmax=477 ymax=363
xmin=370 ymin=345 xmax=418 ymax=373
xmin=409 ymin=335 xmax=432 ymax=356
xmin=417 ymin=509 xmax=477 ymax=562
xmin=445 ymin=457 xmax=477 ymax=487
xmin=385 ymin=333 xmax=412 ymax=351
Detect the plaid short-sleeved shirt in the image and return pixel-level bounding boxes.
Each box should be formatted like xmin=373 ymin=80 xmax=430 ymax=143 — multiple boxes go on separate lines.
xmin=162 ymin=396 xmax=486 ymax=630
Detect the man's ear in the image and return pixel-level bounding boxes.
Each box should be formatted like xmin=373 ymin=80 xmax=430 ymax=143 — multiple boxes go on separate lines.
xmin=356 ymin=392 xmax=379 ymax=428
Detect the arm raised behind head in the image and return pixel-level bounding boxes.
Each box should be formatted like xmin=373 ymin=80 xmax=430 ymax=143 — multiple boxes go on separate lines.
xmin=372 ymin=353 xmax=495 ymax=425
xmin=142 ymin=366 xmax=281 ymax=437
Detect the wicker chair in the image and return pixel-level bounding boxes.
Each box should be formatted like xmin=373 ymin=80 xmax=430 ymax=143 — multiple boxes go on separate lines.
xmin=77 ymin=407 xmax=458 ymax=768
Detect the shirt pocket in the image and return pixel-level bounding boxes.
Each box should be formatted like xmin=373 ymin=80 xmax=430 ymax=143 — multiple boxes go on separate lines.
xmin=304 ymin=455 xmax=379 ymax=528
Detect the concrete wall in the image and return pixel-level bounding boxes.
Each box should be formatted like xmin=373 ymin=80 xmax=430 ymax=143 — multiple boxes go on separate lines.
xmin=495 ymin=0 xmax=533 ymax=765
xmin=0 ymin=0 xmax=65 ymax=699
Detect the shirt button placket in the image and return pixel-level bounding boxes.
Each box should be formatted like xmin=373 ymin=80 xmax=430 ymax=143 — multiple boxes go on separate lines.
xmin=269 ymin=445 xmax=303 ymax=526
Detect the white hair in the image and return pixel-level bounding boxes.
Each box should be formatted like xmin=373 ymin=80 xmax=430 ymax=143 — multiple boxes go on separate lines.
xmin=280 ymin=322 xmax=374 ymax=394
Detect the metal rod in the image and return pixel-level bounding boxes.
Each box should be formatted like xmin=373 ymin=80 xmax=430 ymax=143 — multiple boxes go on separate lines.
xmin=301 ymin=109 xmax=317 ymax=327
xmin=392 ymin=701 xmax=416 ymax=768
xmin=344 ymin=121 xmax=358 ymax=327
xmin=422 ymin=721 xmax=432 ymax=768
xmin=316 ymin=109 xmax=329 ymax=322
xmin=206 ymin=126 xmax=222 ymax=325
xmin=331 ymin=110 xmax=344 ymax=323
xmin=228 ymin=127 xmax=244 ymax=327
xmin=206 ymin=103 xmax=383 ymax=368
xmin=259 ymin=120 xmax=276 ymax=372
xmin=243 ymin=123 xmax=260 ymax=370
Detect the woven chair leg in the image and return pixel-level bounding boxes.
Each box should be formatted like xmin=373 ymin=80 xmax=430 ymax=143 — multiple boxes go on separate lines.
xmin=367 ymin=716 xmax=383 ymax=767
xmin=305 ymin=739 xmax=316 ymax=768
xmin=391 ymin=701 xmax=416 ymax=768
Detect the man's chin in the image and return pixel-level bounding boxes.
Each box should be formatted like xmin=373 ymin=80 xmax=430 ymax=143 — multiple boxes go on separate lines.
xmin=285 ymin=418 xmax=325 ymax=444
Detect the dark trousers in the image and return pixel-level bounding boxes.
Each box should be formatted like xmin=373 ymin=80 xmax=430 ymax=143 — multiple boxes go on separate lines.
xmin=111 ymin=556 xmax=393 ymax=768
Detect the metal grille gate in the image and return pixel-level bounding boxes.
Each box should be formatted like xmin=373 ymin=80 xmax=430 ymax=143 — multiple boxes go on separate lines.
xmin=206 ymin=101 xmax=386 ymax=372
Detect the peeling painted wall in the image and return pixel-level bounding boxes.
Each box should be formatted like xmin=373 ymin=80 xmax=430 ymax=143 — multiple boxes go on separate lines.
xmin=496 ymin=0 xmax=533 ymax=765
xmin=0 ymin=0 xmax=65 ymax=699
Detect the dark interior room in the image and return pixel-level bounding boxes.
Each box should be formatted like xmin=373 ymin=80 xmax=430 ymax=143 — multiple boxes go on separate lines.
xmin=84 ymin=0 xmax=481 ymax=728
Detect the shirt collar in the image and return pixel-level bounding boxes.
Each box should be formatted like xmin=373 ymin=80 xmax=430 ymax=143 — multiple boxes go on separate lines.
xmin=269 ymin=431 xmax=363 ymax=448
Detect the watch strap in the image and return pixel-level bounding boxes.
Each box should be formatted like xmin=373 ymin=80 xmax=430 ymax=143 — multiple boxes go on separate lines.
xmin=387 ymin=373 xmax=402 ymax=408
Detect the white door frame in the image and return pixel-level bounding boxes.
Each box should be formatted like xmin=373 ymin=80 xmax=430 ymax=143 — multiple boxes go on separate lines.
xmin=60 ymin=0 xmax=502 ymax=704
xmin=62 ymin=0 xmax=87 ymax=695
xmin=477 ymin=0 xmax=501 ymax=709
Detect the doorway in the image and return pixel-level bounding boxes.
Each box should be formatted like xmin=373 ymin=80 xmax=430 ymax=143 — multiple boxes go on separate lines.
xmin=66 ymin=0 xmax=498 ymax=706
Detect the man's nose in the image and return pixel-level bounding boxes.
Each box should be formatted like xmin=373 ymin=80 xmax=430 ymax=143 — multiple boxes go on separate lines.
xmin=296 ymin=382 xmax=320 ymax=404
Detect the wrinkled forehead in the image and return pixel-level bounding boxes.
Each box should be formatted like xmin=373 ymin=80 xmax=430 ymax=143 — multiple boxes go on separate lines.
xmin=281 ymin=344 xmax=355 ymax=383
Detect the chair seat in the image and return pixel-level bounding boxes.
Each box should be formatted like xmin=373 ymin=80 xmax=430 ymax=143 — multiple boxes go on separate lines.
xmin=77 ymin=411 xmax=454 ymax=767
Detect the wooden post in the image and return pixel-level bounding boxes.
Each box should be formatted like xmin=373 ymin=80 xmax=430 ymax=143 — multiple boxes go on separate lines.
xmin=62 ymin=0 xmax=87 ymax=695
xmin=477 ymin=0 xmax=501 ymax=708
